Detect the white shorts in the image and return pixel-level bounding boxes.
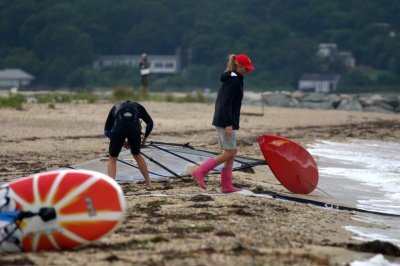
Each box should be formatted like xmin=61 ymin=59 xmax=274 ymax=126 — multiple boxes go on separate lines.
xmin=216 ymin=127 xmax=237 ymax=150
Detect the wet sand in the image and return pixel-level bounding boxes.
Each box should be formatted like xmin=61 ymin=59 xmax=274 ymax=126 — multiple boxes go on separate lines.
xmin=1 ymin=102 xmax=400 ymax=265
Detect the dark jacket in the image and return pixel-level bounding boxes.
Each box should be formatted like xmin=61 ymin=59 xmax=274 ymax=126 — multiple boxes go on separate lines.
xmin=104 ymin=101 xmax=153 ymax=138
xmin=212 ymin=71 xmax=244 ymax=130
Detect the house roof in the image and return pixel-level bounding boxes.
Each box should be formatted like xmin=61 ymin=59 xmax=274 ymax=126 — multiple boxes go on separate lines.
xmin=0 ymin=69 xmax=34 ymax=79
xmin=300 ymin=73 xmax=340 ymax=82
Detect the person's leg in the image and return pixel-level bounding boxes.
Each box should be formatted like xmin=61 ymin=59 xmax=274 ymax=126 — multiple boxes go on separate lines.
xmin=108 ymin=131 xmax=125 ymax=179
xmin=212 ymin=149 xmax=240 ymax=193
xmin=192 ymin=128 xmax=236 ymax=189
xmin=213 ymin=127 xmax=240 ymax=193
xmin=221 ymin=167 xmax=240 ymax=193
xmin=214 ymin=127 xmax=237 ymax=166
xmin=141 ymin=75 xmax=149 ymax=92
xmin=213 ymin=149 xmax=236 ymax=166
xmin=107 ymin=156 xmax=118 ymax=179
xmin=192 ymin=157 xmax=218 ymax=189
xmin=128 ymin=127 xmax=152 ymax=189
xmin=133 ymin=154 xmax=152 ymax=189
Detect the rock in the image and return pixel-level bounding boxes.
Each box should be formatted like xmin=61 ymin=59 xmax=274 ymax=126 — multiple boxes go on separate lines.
xmin=300 ymin=101 xmax=334 ymax=109
xmin=336 ymin=96 xmax=364 ymax=111
xmin=264 ymin=93 xmax=297 ymax=108
xmin=363 ymin=105 xmax=395 ymax=114
xmin=242 ymin=91 xmax=264 ymax=106
xmin=375 ymin=101 xmax=396 ymax=112
xmin=299 ymin=93 xmax=341 ymax=109
xmin=232 ymin=90 xmax=398 ymax=113
xmin=359 ymin=94 xmax=398 ymax=112
xmin=382 ymin=94 xmax=400 ymax=108
xmin=358 ymin=94 xmax=383 ymax=107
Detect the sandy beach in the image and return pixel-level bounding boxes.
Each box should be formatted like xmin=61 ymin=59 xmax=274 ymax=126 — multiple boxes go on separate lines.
xmin=1 ymin=101 xmax=400 ymax=265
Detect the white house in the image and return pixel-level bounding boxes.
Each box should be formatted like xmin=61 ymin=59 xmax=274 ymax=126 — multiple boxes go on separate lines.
xmin=316 ymin=43 xmax=338 ymax=57
xmin=298 ymin=74 xmax=341 ymax=93
xmin=93 ymin=54 xmax=181 ymax=74
xmin=317 ymin=43 xmax=356 ymax=70
xmin=0 ymin=69 xmax=34 ymax=88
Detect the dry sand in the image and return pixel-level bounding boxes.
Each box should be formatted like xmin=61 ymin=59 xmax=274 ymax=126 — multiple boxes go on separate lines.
xmin=1 ymin=102 xmax=400 ymax=265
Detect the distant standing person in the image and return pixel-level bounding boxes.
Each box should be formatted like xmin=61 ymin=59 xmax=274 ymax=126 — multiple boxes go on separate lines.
xmin=139 ymin=53 xmax=150 ymax=92
xmin=104 ymin=100 xmax=154 ymax=189
xmin=192 ymin=54 xmax=255 ymax=193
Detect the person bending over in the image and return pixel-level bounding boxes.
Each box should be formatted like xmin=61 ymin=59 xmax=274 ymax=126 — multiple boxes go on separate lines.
xmin=104 ymin=100 xmax=153 ymax=189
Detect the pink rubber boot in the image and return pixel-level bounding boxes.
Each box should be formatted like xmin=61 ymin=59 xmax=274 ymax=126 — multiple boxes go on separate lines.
xmin=221 ymin=168 xmax=241 ymax=193
xmin=192 ymin=158 xmax=217 ymax=190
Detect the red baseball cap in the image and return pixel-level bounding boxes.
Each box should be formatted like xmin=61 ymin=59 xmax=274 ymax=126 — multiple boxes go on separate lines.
xmin=235 ymin=54 xmax=255 ymax=71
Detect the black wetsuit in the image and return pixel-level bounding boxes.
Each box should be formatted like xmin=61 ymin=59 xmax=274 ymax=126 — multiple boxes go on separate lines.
xmin=212 ymin=71 xmax=244 ymax=130
xmin=104 ymin=101 xmax=153 ymax=157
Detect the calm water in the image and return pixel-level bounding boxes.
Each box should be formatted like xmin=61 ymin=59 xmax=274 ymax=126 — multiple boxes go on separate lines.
xmin=308 ymin=139 xmax=400 ymax=247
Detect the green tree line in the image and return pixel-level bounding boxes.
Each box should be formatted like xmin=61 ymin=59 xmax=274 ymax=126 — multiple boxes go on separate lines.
xmin=1 ymin=0 xmax=400 ymax=92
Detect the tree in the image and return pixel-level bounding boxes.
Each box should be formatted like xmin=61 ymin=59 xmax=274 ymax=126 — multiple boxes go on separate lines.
xmin=1 ymin=48 xmax=42 ymax=76
xmin=0 ymin=0 xmax=399 ymax=89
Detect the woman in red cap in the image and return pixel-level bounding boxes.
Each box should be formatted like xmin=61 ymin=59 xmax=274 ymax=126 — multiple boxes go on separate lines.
xmin=192 ymin=54 xmax=255 ymax=193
